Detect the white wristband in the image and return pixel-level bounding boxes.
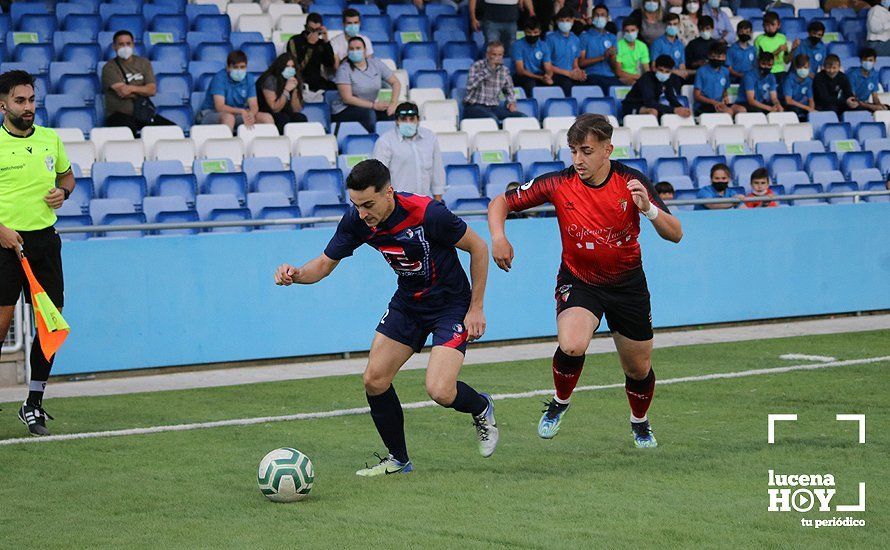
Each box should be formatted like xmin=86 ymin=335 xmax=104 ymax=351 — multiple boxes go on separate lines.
xmin=643 ymin=205 xmax=659 ymax=220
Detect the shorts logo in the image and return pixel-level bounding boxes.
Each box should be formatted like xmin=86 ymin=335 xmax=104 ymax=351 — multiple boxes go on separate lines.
xmin=557 ymin=284 xmax=572 ymax=302
xmin=452 ymin=323 xmax=464 ymax=334
xmin=44 ymin=155 xmax=55 ymax=173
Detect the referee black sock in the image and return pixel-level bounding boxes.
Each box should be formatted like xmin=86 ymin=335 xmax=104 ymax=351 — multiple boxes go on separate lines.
xmin=447 ymin=381 xmax=488 ymax=416
xmin=26 ymin=334 xmax=54 ymax=408
xmin=366 ymin=385 xmax=409 ymax=464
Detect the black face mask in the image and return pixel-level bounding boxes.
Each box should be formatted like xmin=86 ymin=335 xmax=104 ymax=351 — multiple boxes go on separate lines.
xmin=760 ymin=67 xmax=771 ymax=77
xmin=709 ymin=59 xmax=723 ymax=68
xmin=808 ymin=36 xmax=821 ymax=46
xmin=526 ymin=35 xmax=540 ymax=44
xmin=712 ymin=181 xmax=728 ymax=192
xmin=737 ymin=33 xmax=751 ymax=42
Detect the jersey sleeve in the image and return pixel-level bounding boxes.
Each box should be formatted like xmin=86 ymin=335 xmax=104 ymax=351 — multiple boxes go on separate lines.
xmin=423 ymin=200 xmax=468 ymax=246
xmin=504 ymin=171 xmax=560 ymax=212
xmin=54 ymin=131 xmax=71 ymax=175
xmin=323 ymin=211 xmax=364 ymax=260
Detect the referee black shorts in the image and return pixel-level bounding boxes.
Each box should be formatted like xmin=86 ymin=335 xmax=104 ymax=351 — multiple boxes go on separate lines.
xmin=555 ymin=267 xmax=653 ymax=341
xmin=0 ymin=226 xmax=64 ymax=307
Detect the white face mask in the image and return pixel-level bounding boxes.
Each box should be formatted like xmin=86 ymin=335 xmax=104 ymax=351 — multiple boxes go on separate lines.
xmin=686 ymin=2 xmax=700 ymax=12
xmin=117 ymin=46 xmax=133 ymax=60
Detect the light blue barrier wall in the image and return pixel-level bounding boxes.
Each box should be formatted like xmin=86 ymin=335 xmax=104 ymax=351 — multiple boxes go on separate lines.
xmin=51 ymin=203 xmax=890 ymax=375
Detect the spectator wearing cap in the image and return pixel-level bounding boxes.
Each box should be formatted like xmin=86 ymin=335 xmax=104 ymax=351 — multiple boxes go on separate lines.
xmin=372 ymin=102 xmax=446 ymax=201
xmin=464 ymin=41 xmax=526 ymax=122
xmin=330 ymin=8 xmax=375 ymax=62
xmin=621 ymin=55 xmax=691 ymax=119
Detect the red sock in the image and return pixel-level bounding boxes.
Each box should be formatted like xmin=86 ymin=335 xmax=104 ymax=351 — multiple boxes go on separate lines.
xmin=625 ymin=368 xmax=656 ymax=420
xmin=552 ymin=347 xmax=585 ymax=402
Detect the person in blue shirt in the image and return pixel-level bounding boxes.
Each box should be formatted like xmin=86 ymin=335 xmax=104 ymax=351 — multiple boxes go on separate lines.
xmin=694 ymin=42 xmax=745 ymax=114
xmin=847 ymin=47 xmax=890 ymax=112
xmin=512 ymin=17 xmax=554 ymax=97
xmin=546 ymin=6 xmax=587 ymax=95
xmin=199 ymin=50 xmax=274 ymax=131
xmin=736 ymin=50 xmax=783 ymax=113
xmin=791 ymin=21 xmax=827 ymax=74
xmin=702 ymin=0 xmax=736 ymax=43
xmin=695 ymin=163 xmax=745 ymax=210
xmin=622 ymin=55 xmax=692 ymax=119
xmin=781 ymin=54 xmax=815 ymax=120
xmin=579 ymin=4 xmax=622 ymax=92
xmin=727 ymin=20 xmax=756 ymax=83
xmin=273 ymin=159 xmax=498 ymax=476
xmin=650 ymin=13 xmax=688 ymax=79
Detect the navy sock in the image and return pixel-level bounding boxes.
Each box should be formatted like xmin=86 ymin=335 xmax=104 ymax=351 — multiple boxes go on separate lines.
xmin=447 ymin=381 xmax=488 ymax=416
xmin=366 ymin=385 xmax=409 ymax=463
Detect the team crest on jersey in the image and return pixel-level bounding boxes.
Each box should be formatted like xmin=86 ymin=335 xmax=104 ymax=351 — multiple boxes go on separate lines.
xmin=618 ymin=198 xmax=628 ymax=212
xmin=44 ymin=155 xmax=55 ymax=172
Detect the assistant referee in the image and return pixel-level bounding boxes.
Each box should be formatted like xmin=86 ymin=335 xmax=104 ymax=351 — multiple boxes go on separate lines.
xmin=0 ymin=70 xmax=75 ymax=436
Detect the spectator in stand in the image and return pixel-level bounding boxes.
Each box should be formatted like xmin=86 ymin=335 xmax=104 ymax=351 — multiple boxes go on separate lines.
xmin=655 ymin=181 xmax=675 ymax=201
xmin=727 ymin=20 xmax=756 ymax=83
xmin=781 ymin=54 xmax=815 ymax=120
xmin=694 ymin=42 xmax=745 ymax=114
xmin=754 ymin=11 xmax=788 ymax=80
xmin=696 ymin=163 xmax=744 ymax=210
xmin=287 ymin=13 xmax=337 ymax=97
xmin=101 ymin=30 xmax=175 ymax=135
xmin=867 ymin=0 xmax=890 ymax=56
xmin=567 ymin=0 xmax=595 ymax=34
xmin=330 ymin=8 xmax=375 ymax=62
xmin=678 ymin=1 xmax=702 ymax=45
xmin=256 ymin=53 xmax=308 ymax=134
xmin=621 ymin=55 xmax=691 ymax=119
xmin=650 ymin=12 xmax=688 ymax=79
xmin=701 ymin=0 xmax=735 ymax=43
xmin=685 ymin=15 xmax=717 ymax=71
xmin=198 ymin=51 xmax=273 ymax=131
xmin=742 ymin=168 xmax=778 ymax=208
xmin=813 ymin=55 xmax=862 ymax=114
xmin=614 ymin=19 xmax=651 ymax=85
xmin=332 ymin=37 xmax=401 ymax=132
xmin=791 ymin=21 xmax=827 ymax=74
xmin=736 ymin=50 xmax=783 ymax=113
xmin=469 ymin=0 xmax=534 ymax=54
xmin=372 ymin=102 xmax=445 ymax=201
xmin=513 ymin=17 xmax=554 ymax=97
xmin=547 ymin=8 xmax=586 ymax=95
xmin=847 ymin=47 xmax=890 ymax=111
xmin=666 ymin=0 xmax=685 ymax=15
xmin=579 ymin=4 xmax=622 ymax=92
xmin=464 ymin=41 xmax=526 ymax=122
xmin=629 ymin=0 xmax=667 ymax=45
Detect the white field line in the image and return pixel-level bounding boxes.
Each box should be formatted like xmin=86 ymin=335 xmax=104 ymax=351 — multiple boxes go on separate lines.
xmin=1 ymin=355 xmax=888 ymax=447
xmin=780 ymin=354 xmax=837 ymax=362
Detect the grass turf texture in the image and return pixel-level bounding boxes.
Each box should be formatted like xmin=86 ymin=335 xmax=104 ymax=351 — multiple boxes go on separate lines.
xmin=0 ymin=330 xmax=887 ymax=548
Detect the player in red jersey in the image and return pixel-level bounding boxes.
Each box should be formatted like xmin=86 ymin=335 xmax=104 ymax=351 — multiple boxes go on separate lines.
xmin=487 ymin=114 xmax=683 ymax=448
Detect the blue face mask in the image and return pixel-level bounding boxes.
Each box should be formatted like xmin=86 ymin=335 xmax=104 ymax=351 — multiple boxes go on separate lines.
xmin=593 ymin=17 xmax=607 ymax=29
xmin=229 ymin=69 xmax=246 ymax=82
xmin=348 ymin=50 xmax=364 ymax=63
xmin=398 ymin=122 xmax=418 ymax=138
xmin=625 ymin=31 xmax=638 ymax=42
xmin=709 ymin=0 xmax=721 ymax=7
xmin=557 ymin=21 xmax=573 ymax=34
xmin=796 ymin=68 xmax=809 ymax=79
xmin=644 ymin=1 xmax=659 ymax=12
xmin=655 ymin=71 xmax=670 ymax=83
xmin=345 ymin=23 xmax=360 ymax=37
xmin=700 ymin=30 xmax=713 ymax=41
xmin=666 ymin=25 xmax=679 ymax=37
xmin=281 ymin=67 xmax=296 ymax=79
xmin=862 ymin=60 xmax=875 ymax=72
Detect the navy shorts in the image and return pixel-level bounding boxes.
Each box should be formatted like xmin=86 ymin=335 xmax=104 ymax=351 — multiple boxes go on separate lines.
xmin=375 ymin=295 xmax=470 ymax=354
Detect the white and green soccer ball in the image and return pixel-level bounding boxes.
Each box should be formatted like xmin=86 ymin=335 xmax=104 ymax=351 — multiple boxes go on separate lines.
xmin=257 ymin=448 xmax=314 ymax=502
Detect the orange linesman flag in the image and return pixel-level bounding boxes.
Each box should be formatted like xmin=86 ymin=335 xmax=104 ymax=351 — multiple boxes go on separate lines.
xmin=20 ymin=253 xmax=70 ymax=360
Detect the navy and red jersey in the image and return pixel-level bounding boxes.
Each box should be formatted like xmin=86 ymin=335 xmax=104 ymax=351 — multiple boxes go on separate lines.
xmin=324 ymin=192 xmax=471 ymax=304
xmin=505 ymin=161 xmax=669 ymax=286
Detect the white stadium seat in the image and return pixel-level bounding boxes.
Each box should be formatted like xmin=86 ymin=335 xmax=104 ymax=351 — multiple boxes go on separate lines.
xmin=459 ymin=118 xmax=499 ymax=140
xmin=89 ymin=127 xmax=134 ymax=159
xmin=237 ymin=123 xmax=279 ymax=148
xmin=294 ymin=135 xmax=338 ymax=164
xmin=622 ymin=114 xmax=659 ymax=146
xmin=636 ymin=126 xmax=672 ymax=150
xmin=408 ymin=88 xmax=446 ymax=109
xmin=514 ymin=129 xmax=553 ymax=153
xmin=502 ymin=117 xmax=541 ymax=144
xmin=268 ymin=3 xmax=303 ymax=28
xmin=554 ymin=129 xmax=569 ymax=150
xmin=247 ymin=136 xmax=292 ymax=166
xmin=734 ymin=112 xmax=768 ymax=130
xmin=747 ymin=124 xmax=782 ymax=146
xmin=391 ymin=70 xmax=409 ymax=101
xmin=153 ymin=139 xmax=196 ymax=169
xmin=611 ymin=127 xmax=632 ymax=149
xmin=277 ymin=14 xmax=307 ymax=33
xmin=420 ymin=99 xmax=459 ymax=124
xmin=472 ymin=130 xmax=510 ymax=153
xmin=712 ymin=124 xmax=747 ymax=147
xmin=767 ymin=111 xmax=801 ymax=127
xmin=659 ymin=114 xmax=695 ymax=137
xmin=699 ymin=113 xmax=733 ymax=133
xmin=63 ymin=142 xmax=96 ymax=175
xmin=54 ymin=127 xmax=85 ymax=142
xmin=284 ymin=122 xmax=325 ymax=147
xmin=542 ymin=116 xmax=575 ymax=134
xmin=191 ymin=124 xmax=233 ymax=152
xmin=419 ymin=119 xmax=457 ymax=133
xmin=226 ymin=3 xmax=263 ymax=29
xmin=436 ymin=132 xmax=470 ymax=156
xmin=141 ymin=126 xmax=185 ymax=158
xmin=238 ymin=14 xmax=274 ymax=40
xmin=674 ymin=125 xmax=709 ymax=148
xmin=101 ymin=140 xmax=145 ymax=170
xmin=199 ymin=138 xmax=245 ymax=169
xmin=782 ymin=123 xmax=814 ymax=145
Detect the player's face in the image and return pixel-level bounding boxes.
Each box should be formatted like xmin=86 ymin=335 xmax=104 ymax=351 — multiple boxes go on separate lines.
xmin=0 ymin=85 xmax=36 ymax=131
xmin=569 ymin=134 xmax=613 ymax=182
xmin=349 ymin=185 xmax=394 ymax=227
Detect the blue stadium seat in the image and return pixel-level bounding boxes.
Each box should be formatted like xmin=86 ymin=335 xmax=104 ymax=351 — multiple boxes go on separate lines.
xmin=671 ymin=188 xmax=698 ymax=210
xmin=293 ymin=156 xmax=334 ymax=190
xmin=840 ymin=151 xmax=874 ymax=178
xmin=820 ymin=122 xmax=852 ymax=143
xmin=619 ymin=158 xmax=647 ymax=176
xmin=241 ymin=42 xmax=276 ymax=73
xmin=246 ymin=191 xmax=291 ymax=218
xmin=527 ymin=161 xmax=564 ymax=180
xmin=776 ymin=171 xmax=811 ymax=188
xmin=434 ymin=14 xmax=467 ymax=34
xmin=335 ymin=121 xmax=368 ymax=144
xmin=302 ymin=103 xmax=331 ymax=128
xmin=411 ymin=69 xmax=447 ymax=90
xmin=864 ymin=138 xmax=890 ymax=159
xmin=297 ymin=190 xmax=342 ymax=219
xmin=54 ymin=107 xmax=96 ymax=135
xmin=188 ymin=60 xmax=224 ymax=90
xmin=445 ymin=164 xmax=481 ymax=189
xmin=61 ymin=43 xmax=102 ymax=69
xmin=804 ymin=152 xmax=839 ymax=174
xmin=532 ymin=86 xmax=565 ymax=104
xmin=842 ymin=110 xmax=873 ymax=127
xmin=154 ymin=73 xmax=191 ymax=101
xmin=485 ymin=163 xmax=523 ymax=191
xmin=195 ymin=192 xmax=240 ymax=218
xmin=55 ymin=214 xmax=93 ymax=241
xmin=791 ymin=183 xmax=827 ymax=205
xmin=808 ymin=111 xmax=839 ymax=138
xmin=10 ymin=2 xmax=49 ymax=27
xmin=691 ymin=155 xmax=727 ymax=187
xmin=449 ymin=69 xmax=469 ymax=92
xmin=754 ymin=141 xmax=788 ymax=163
xmin=310 ymin=204 xmax=349 ymax=224
xmin=452 ymin=197 xmax=490 ymax=217
xmin=61 ymin=14 xmax=102 ymax=39
xmin=143 ymin=196 xmax=191 ymax=223
xmin=192 ymin=14 xmax=231 ymax=40
xmin=89 ymin=197 xmax=136 ymax=225
xmin=864 ymin=181 xmax=890 ymax=202
xmin=664 ymin=175 xmax=695 ymax=191
xmin=442 ymin=57 xmax=473 ymax=78
xmin=156 ymin=106 xmax=194 ymax=134
xmin=580 ymin=97 xmax=618 ymax=118
xmin=679 ymin=143 xmax=717 ymax=159
xmin=16 ymin=13 xmax=56 ymax=38
xmin=149 ymin=14 xmax=189 ymax=38
xmin=856 ymin=122 xmax=886 ymax=143
xmin=402 ymin=41 xmax=438 ymax=61
xmin=541 ymin=98 xmax=578 ymax=119
xmin=515 ymin=98 xmax=539 ymax=119
xmin=187 ymin=4 xmax=221 ymax=25
xmin=105 ymin=14 xmax=145 ymax=36
xmin=730 ymin=155 xmax=764 ymax=188
xmin=402 ymin=58 xmax=437 ymax=76
xmin=56 ymin=3 xmax=95 ymax=22
xmin=441 ymin=151 xmax=467 ymax=166
xmin=363 ymin=14 xmax=392 ymax=35
xmin=13 ymin=43 xmax=53 ymax=72
xmin=92 ymin=161 xmax=134 ymax=192
xmin=102 ymin=175 xmax=147 ymax=209
xmin=827 ymin=182 xmax=859 ymax=204
xmin=253 ymin=205 xmax=302 ymax=231
xmin=571 ymin=86 xmax=604 ymax=102
xmin=100 ymin=213 xmax=147 ymax=237
xmin=433 ymin=29 xmax=467 ymax=49
xmin=244 ymin=157 xmax=292 ymax=192
xmin=654 ymin=157 xmax=687 ymax=182
xmin=144 ymin=159 xmax=191 ymax=191
xmin=230 ymin=31 xmax=264 ymax=50
xmin=342 ymin=134 xmax=378 ymax=155
xmin=395 ymin=14 xmax=430 ymax=35
xmin=441 ymin=41 xmax=477 ymax=61
xmin=150 ymin=43 xmax=190 ymax=70
xmin=194 ymin=42 xmax=232 ymax=64
xmin=301 ymin=169 xmax=344 ymax=195
xmin=70 ymin=178 xmax=94 ymax=214
xmin=827 ymin=41 xmax=855 ymax=60
xmin=768 ymin=154 xmax=803 ymax=180
xmin=154 ymin=172 xmax=198 ymax=205
xmin=202 ymin=172 xmax=248 ymax=204
xmin=186 ymin=31 xmax=218 ymax=53
xmin=55 ymin=73 xmax=100 ymax=102
xmin=444 ymin=185 xmax=480 ymax=211
xmin=374 ymin=41 xmax=399 ymax=63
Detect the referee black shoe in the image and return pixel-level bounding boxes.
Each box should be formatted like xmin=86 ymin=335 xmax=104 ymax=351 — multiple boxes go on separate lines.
xmin=18 ymin=402 xmax=53 ymax=436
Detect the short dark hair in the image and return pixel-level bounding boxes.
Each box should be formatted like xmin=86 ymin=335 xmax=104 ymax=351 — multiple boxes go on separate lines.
xmin=860 ymin=47 xmax=877 ymax=60
xmin=710 ymin=163 xmax=731 ymax=177
xmin=524 ymin=16 xmax=542 ymax=31
xmin=593 ymin=3 xmax=609 ymax=14
xmin=663 ymin=12 xmax=680 ymax=24
xmin=807 ymin=21 xmax=825 ymax=34
xmin=750 ymin=168 xmax=769 ymax=183
xmin=0 ymin=70 xmax=35 ymax=97
xmin=698 ymin=16 xmax=714 ymax=30
xmin=709 ymin=41 xmax=727 ymax=56
xmin=824 ymin=54 xmax=841 ymax=66
xmin=347 ymin=159 xmax=391 ymax=192
xmin=655 ymin=181 xmax=674 ymax=194
xmin=654 ymin=55 xmax=675 ymax=69
xmin=306 ymin=13 xmax=323 ymax=26
xmin=758 ymin=50 xmax=774 ymax=64
xmin=737 ymin=20 xmax=753 ymax=31
xmin=622 ymin=18 xmax=638 ymax=30
xmin=793 ymin=53 xmax=809 ymax=68
xmin=567 ymin=114 xmax=613 ymax=146
xmin=395 ymin=101 xmax=419 ymax=118
xmin=763 ymin=11 xmax=780 ymax=25
xmin=227 ymin=50 xmax=247 ymax=66
xmin=113 ymin=30 xmax=134 ymax=43
xmin=556 ymin=6 xmax=576 ymax=19
xmin=342 ymin=8 xmax=360 ymax=21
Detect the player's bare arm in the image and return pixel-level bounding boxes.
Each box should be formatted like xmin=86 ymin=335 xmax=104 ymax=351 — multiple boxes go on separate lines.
xmin=626 ymin=179 xmax=683 ymax=243
xmin=454 ymin=226 xmax=488 ymax=341
xmin=487 ymin=194 xmax=515 ymax=272
xmin=274 ymin=254 xmax=339 ymax=286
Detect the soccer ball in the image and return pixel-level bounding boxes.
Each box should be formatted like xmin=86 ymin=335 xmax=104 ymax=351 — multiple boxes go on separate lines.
xmin=257 ymin=447 xmax=314 ymax=502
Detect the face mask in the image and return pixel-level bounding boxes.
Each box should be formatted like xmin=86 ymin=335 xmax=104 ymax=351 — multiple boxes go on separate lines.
xmin=655 ymin=71 xmax=670 ymax=83
xmin=281 ymin=67 xmax=296 ymax=79
xmin=593 ymin=17 xmax=607 ymax=29
xmin=709 ymin=58 xmax=723 ymax=68
xmin=712 ymin=181 xmax=728 ymax=192
xmin=229 ymin=69 xmax=246 ymax=82
xmin=398 ymin=122 xmax=418 ymax=138
xmin=117 ymin=46 xmax=133 ymax=60
xmin=557 ymin=21 xmax=573 ymax=34
xmin=669 ymin=6 xmax=683 ymax=14
xmin=625 ymin=31 xmax=638 ymax=42
xmin=348 ymin=50 xmax=364 ymax=63
xmin=709 ymin=0 xmax=720 ymax=7
xmin=737 ymin=33 xmax=751 ymax=42
xmin=700 ymin=30 xmax=712 ymax=40
xmin=686 ymin=2 xmax=699 ymax=12
xmin=796 ymin=68 xmax=809 ymax=78
xmin=884 ymin=0 xmax=890 ymax=8
xmin=344 ymin=24 xmax=360 ymax=37
xmin=644 ymin=1 xmax=659 ymax=12
xmin=760 ymin=67 xmax=771 ymax=76
xmin=808 ymin=36 xmax=821 ymax=46
xmin=862 ymin=60 xmax=875 ymax=71
xmin=666 ymin=25 xmax=679 ymax=37
xmin=526 ymin=34 xmax=540 ymax=44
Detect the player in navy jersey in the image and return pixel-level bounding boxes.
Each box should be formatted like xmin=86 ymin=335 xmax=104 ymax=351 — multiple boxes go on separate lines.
xmin=274 ymin=159 xmax=497 ymax=476
xmin=487 ymin=114 xmax=683 ymax=448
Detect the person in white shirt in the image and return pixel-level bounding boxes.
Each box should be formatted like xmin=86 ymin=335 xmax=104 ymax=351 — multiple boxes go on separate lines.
xmin=372 ymin=102 xmax=445 ymax=201
xmin=867 ymin=0 xmax=890 ymax=56
xmin=330 ymin=8 xmax=375 ymax=61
